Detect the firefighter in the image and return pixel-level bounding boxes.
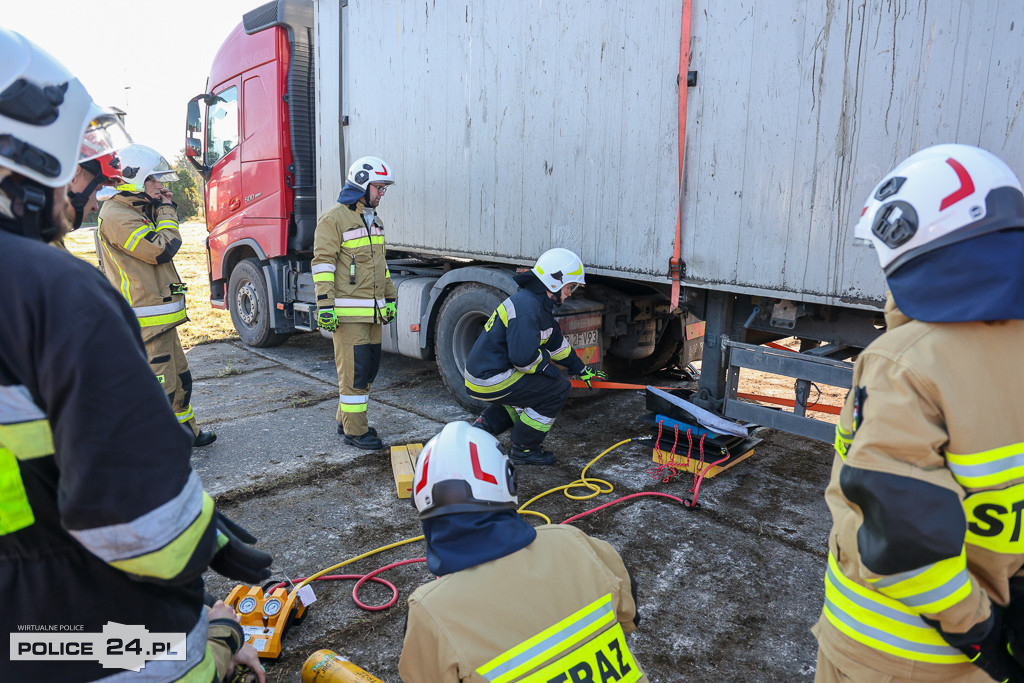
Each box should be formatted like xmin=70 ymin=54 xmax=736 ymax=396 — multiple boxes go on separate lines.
xmin=50 ymin=150 xmax=123 ymax=252
xmin=96 ymin=142 xmax=216 ymax=447
xmin=399 ymin=421 xmax=645 ymax=682
xmin=0 ymin=28 xmax=272 ymax=681
xmin=312 ymin=155 xmax=397 ymax=450
xmin=813 ymin=144 xmax=1024 ymax=682
xmin=463 ymin=248 xmax=606 ymax=465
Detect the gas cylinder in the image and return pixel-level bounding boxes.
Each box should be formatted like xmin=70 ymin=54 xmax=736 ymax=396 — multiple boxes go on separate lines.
xmin=301 ymin=649 xmax=386 ymax=683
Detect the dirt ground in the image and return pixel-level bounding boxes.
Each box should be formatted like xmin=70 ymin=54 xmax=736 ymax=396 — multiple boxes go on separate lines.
xmin=189 ymin=332 xmax=838 ymax=683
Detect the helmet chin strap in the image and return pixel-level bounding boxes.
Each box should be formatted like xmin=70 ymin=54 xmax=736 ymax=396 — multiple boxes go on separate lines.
xmin=0 ymin=175 xmax=58 ymax=242
xmin=66 ymin=175 xmax=106 ymax=230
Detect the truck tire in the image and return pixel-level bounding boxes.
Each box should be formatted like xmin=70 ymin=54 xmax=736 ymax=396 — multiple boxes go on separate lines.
xmin=228 ymin=258 xmax=289 ymax=348
xmin=434 ymin=283 xmax=505 ymax=411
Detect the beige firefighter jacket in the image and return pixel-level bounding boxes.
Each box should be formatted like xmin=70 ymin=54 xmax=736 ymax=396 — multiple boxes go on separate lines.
xmin=97 ymin=193 xmax=187 ymax=342
xmin=815 ymin=295 xmax=1024 ymax=680
xmin=398 ymin=524 xmax=646 ymax=683
xmin=311 ymin=199 xmax=396 ymax=325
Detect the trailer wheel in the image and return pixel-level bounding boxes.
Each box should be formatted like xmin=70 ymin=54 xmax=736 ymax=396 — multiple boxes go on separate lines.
xmin=434 ymin=283 xmax=505 ymax=411
xmin=228 ymin=258 xmax=289 ymax=348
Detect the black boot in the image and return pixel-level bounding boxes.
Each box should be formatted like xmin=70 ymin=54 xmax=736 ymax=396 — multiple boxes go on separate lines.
xmin=509 ymin=443 xmax=556 ymax=466
xmin=338 ymin=423 xmax=377 ymax=438
xmin=193 ymin=430 xmax=217 ymax=448
xmin=343 ymin=430 xmax=383 ymax=450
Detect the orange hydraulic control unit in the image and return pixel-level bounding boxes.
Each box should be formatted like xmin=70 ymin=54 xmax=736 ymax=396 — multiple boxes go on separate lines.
xmin=225 ymin=584 xmax=308 ymax=659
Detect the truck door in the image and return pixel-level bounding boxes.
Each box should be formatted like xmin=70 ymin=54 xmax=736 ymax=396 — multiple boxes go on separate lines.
xmin=204 ymin=80 xmax=241 ymax=232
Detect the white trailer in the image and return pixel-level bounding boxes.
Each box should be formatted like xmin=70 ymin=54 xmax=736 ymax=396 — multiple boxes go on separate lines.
xmin=195 ymin=0 xmax=1024 ymax=441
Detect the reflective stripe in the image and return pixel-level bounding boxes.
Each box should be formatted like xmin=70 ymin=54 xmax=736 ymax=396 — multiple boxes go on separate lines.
xmin=102 ymin=238 xmax=133 ymax=304
xmin=155 ymin=219 xmax=178 ymax=230
xmin=339 ymin=395 xmax=368 ymax=414
xmin=0 ymin=385 xmax=53 ymax=459
xmin=550 ymin=338 xmax=573 ymax=361
xmin=503 ymin=299 xmax=516 ymax=321
xmin=100 ymin=612 xmax=213 ymax=683
xmin=312 ymin=263 xmax=337 ymax=273
xmin=123 ymin=222 xmax=155 ymax=251
xmin=477 ymin=593 xmax=618 ymax=683
xmin=517 ymin=623 xmax=641 ymax=683
xmin=835 ymin=423 xmax=853 ymax=461
xmin=520 ymin=408 xmax=555 ymax=433
xmin=70 ymin=472 xmax=215 ymax=580
xmin=341 ymin=235 xmax=385 ymax=249
xmin=868 ymin=550 xmax=971 ymax=612
xmin=175 ymin=404 xmax=195 ymax=424
xmin=513 ymin=351 xmax=544 ymax=374
xmin=135 ymin=299 xmax=187 ymax=328
xmin=540 ymin=328 xmax=553 ymax=341
xmin=334 ymin=298 xmax=386 ymax=308
xmin=947 ymin=442 xmax=1024 ymax=488
xmin=313 ymin=272 xmax=335 ymax=283
xmin=465 ymin=368 xmax=523 ymax=394
xmin=0 ymin=448 xmax=35 ymax=534
xmin=822 ymin=552 xmax=966 ymax=663
xmin=0 ymin=385 xmax=44 ymax=424
xmin=341 ymin=226 xmax=384 ymax=242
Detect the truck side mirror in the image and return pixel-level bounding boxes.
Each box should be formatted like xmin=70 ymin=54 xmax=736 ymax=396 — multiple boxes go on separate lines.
xmin=185 ymin=96 xmax=210 ymax=178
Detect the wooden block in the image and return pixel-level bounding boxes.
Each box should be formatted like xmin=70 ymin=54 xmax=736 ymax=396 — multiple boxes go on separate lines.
xmin=650 ymin=446 xmax=755 ymax=479
xmin=390 ymin=444 xmax=422 ymax=498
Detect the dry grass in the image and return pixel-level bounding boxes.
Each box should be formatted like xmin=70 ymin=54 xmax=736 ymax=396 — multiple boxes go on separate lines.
xmin=65 ymin=222 xmax=238 ymax=349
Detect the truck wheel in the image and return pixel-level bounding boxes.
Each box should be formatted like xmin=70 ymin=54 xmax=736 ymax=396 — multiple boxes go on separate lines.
xmin=435 ymin=283 xmax=505 ymax=411
xmin=228 ymin=258 xmax=289 ymax=348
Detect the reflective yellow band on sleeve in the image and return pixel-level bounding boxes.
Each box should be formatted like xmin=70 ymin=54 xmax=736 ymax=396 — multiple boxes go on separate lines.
xmin=124 ymin=223 xmax=155 ymax=251
xmin=948 ymin=441 xmax=1024 ymax=489
xmin=109 ymin=492 xmax=215 ymax=580
xmin=0 ymin=419 xmax=55 ymax=460
xmin=868 ymin=549 xmax=971 ymax=613
xmin=0 ymin=448 xmax=35 ymax=535
xmin=155 ymin=220 xmax=178 ymax=230
xmin=834 ymin=423 xmax=853 ymax=461
xmin=313 ymin=272 xmax=335 ymax=283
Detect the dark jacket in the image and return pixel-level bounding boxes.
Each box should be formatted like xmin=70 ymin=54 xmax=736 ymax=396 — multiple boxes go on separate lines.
xmin=0 ymin=225 xmax=220 ymax=682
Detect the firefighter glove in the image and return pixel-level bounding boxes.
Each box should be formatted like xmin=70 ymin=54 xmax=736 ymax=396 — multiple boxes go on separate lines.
xmin=318 ymin=308 xmax=339 ymax=332
xmin=210 ymin=511 xmax=273 ymax=584
xmin=924 ymin=606 xmax=1024 ymax=683
xmin=579 ymin=366 xmax=607 ymax=389
xmin=381 ymin=301 xmax=397 ymax=324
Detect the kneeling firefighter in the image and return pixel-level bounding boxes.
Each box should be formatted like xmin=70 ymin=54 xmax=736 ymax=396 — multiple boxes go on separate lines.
xmin=813 ymin=144 xmax=1024 ymax=682
xmin=463 ymin=248 xmax=605 ymax=465
xmin=399 ymin=421 xmax=646 ymax=682
xmin=312 ymin=155 xmax=397 ymax=450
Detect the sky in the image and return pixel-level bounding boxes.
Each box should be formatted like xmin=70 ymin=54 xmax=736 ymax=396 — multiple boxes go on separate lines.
xmin=4 ymin=1 xmax=259 ymax=161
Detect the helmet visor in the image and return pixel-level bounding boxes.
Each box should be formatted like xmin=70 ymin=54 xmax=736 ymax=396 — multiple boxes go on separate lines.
xmin=78 ymin=110 xmax=131 ymax=164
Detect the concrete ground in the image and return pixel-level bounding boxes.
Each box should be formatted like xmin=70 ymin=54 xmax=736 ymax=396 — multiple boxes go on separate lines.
xmin=190 ymin=332 xmax=834 ymax=682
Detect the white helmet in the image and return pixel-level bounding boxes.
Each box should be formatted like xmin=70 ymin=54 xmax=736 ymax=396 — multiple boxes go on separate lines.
xmin=115 ymin=144 xmax=179 ymax=193
xmin=347 ymin=155 xmax=395 ymax=191
xmin=854 ymin=144 xmax=1024 ymax=275
xmin=532 ymin=248 xmax=586 ymax=293
xmin=0 ymin=28 xmax=130 ymax=188
xmin=413 ymin=421 xmax=518 ymax=520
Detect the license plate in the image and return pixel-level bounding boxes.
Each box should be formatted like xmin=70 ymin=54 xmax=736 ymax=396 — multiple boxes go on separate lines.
xmin=567 ymin=330 xmax=599 ymax=348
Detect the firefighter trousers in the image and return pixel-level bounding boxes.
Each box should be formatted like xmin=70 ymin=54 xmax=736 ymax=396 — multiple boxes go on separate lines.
xmin=477 ymin=371 xmax=571 ymax=449
xmin=333 ymin=322 xmax=382 ymax=436
xmin=146 ymin=327 xmax=199 ymax=438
